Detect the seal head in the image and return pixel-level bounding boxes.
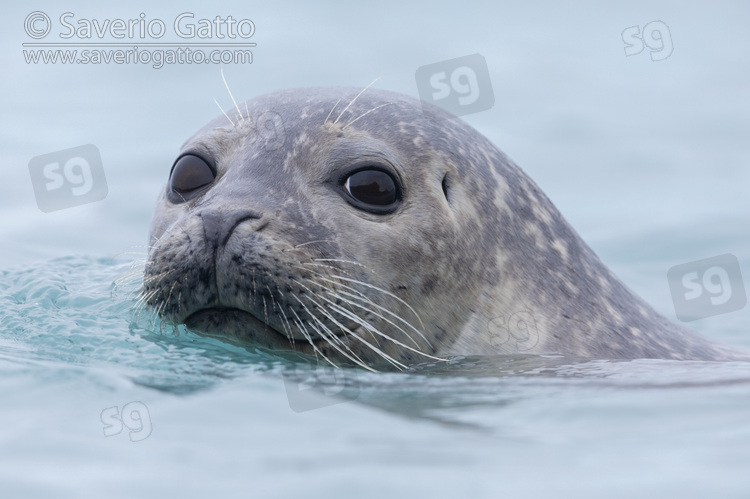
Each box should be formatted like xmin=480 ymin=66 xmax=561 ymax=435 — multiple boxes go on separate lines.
xmin=145 ymin=87 xmax=748 ymax=368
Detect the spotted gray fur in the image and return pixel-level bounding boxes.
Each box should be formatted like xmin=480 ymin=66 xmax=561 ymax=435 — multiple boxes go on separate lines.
xmin=143 ymin=87 xmax=749 ymax=368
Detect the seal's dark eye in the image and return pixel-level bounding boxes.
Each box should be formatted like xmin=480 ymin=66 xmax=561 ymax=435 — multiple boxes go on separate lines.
xmin=344 ymin=169 xmax=399 ymax=209
xmin=169 ymin=154 xmax=215 ymax=200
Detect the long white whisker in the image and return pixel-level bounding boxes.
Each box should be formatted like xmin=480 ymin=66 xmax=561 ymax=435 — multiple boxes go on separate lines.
xmin=312 ymin=301 xmax=406 ymax=371
xmin=296 ymin=262 xmax=354 ymax=277
xmin=318 ymin=274 xmax=425 ymax=330
xmin=220 ymin=67 xmax=244 ymax=121
xmin=293 ymin=280 xmax=406 ymax=370
xmin=293 ymin=296 xmax=375 ymax=372
xmin=333 ymin=287 xmax=432 ymax=346
xmin=294 ymin=240 xmax=336 ymax=249
xmin=333 ymin=77 xmax=382 ymax=124
xmin=213 ymin=97 xmax=236 ymax=128
xmin=302 ymin=280 xmax=441 ymax=360
xmin=296 ymin=265 xmax=433 ymax=347
xmin=271 ymin=298 xmax=296 ymax=348
xmin=287 ymin=307 xmax=336 ymax=368
xmin=324 ymin=98 xmax=342 ymax=125
xmin=133 ymin=289 xmax=159 ymax=318
xmin=325 ymin=300 xmax=445 ymax=362
xmin=343 ymin=102 xmax=394 ymax=130
xmin=291 ymin=287 xmax=365 ymax=356
xmin=324 ymin=288 xmax=419 ymax=348
xmin=310 ymin=258 xmax=367 ymax=269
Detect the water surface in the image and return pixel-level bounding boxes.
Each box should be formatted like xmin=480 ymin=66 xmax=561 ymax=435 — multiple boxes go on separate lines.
xmin=2 ymin=1 xmax=750 ymax=497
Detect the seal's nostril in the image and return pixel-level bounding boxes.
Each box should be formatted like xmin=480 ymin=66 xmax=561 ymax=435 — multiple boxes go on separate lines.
xmin=200 ymin=209 xmax=262 ymax=248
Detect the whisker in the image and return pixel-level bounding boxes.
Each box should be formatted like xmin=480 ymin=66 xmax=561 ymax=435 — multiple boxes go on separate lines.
xmin=310 ymin=258 xmax=367 ymax=269
xmin=275 ymin=305 xmax=296 ymax=349
xmin=333 ymin=287 xmax=432 ymax=346
xmin=318 ymin=274 xmax=425 ymax=330
xmin=116 ymin=266 xmax=159 ymax=286
xmin=120 ymin=260 xmax=148 ymax=272
xmin=287 ymin=307 xmax=336 ymax=368
xmin=333 ymin=76 xmax=382 ymax=124
xmin=110 ymin=251 xmax=149 ymax=260
xmin=313 ymin=302 xmax=406 ymax=371
xmin=294 ymin=240 xmax=337 ymax=249
xmin=297 ymin=276 xmax=441 ymax=360
xmin=293 ymin=279 xmax=406 ymax=370
xmin=154 ymin=300 xmax=168 ymax=322
xmin=132 ymin=288 xmax=154 ymax=310
xmin=292 ymin=292 xmax=353 ymax=355
xmin=323 ymin=288 xmax=419 ymax=348
xmin=297 ymin=265 xmax=433 ymax=347
xmin=295 ymin=262 xmax=354 ymax=277
xmin=292 ymin=296 xmax=375 ymax=372
xmin=133 ymin=289 xmax=159 ymax=319
xmin=286 ymin=285 xmax=347 ymax=351
xmin=324 ymin=97 xmax=342 ymax=125
xmin=128 ymin=272 xmax=174 ymax=301
xmin=262 ymin=296 xmax=269 ymax=326
xmin=113 ymin=275 xmax=144 ymax=290
xmin=343 ymin=102 xmax=394 ymax=130
xmin=164 ymin=280 xmax=179 ymax=311
xmin=214 ymin=97 xmax=237 ymax=128
xmin=304 ymin=315 xmax=369 ymax=367
xmin=220 ymin=67 xmax=244 ymax=122
xmin=295 ymin=293 xmax=392 ymax=371
xmin=325 ymin=300 xmax=445 ymax=361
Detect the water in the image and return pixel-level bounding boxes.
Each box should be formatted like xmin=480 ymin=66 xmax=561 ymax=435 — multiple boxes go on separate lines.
xmin=3 ymin=256 xmax=750 ymax=497
xmin=3 ymin=1 xmax=750 ymax=497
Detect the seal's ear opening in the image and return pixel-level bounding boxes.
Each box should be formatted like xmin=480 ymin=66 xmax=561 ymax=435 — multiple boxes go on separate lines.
xmin=442 ymin=174 xmax=450 ymax=204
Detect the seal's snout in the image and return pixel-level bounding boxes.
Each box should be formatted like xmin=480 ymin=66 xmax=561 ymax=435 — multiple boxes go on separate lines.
xmin=199 ymin=209 xmax=263 ymax=248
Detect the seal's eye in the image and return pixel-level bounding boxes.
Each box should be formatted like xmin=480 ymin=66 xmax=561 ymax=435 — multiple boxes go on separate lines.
xmin=168 ymin=154 xmax=215 ymax=202
xmin=344 ymin=169 xmax=399 ymax=210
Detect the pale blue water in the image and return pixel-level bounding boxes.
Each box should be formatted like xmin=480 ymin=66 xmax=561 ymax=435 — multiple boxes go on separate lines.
xmin=3 ymin=1 xmax=750 ymax=497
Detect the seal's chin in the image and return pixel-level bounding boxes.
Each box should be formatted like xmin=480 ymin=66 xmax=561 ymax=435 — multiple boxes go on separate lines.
xmin=183 ymin=307 xmax=291 ymax=348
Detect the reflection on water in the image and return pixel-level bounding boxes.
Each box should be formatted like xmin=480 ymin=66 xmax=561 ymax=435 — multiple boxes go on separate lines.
xmin=4 ymin=256 xmax=750 ymax=436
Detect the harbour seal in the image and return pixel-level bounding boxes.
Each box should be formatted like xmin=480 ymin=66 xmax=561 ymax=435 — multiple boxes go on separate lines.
xmin=143 ymin=86 xmax=748 ymax=369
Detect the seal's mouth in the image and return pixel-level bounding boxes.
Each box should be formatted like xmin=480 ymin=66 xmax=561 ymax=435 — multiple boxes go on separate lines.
xmin=183 ymin=306 xmax=290 ymax=346
xmin=184 ymin=306 xmax=271 ymax=330
xmin=182 ymin=306 xmax=348 ymax=349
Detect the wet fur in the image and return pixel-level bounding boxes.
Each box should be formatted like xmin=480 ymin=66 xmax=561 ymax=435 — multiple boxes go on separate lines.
xmin=143 ymin=85 xmax=750 ymax=368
